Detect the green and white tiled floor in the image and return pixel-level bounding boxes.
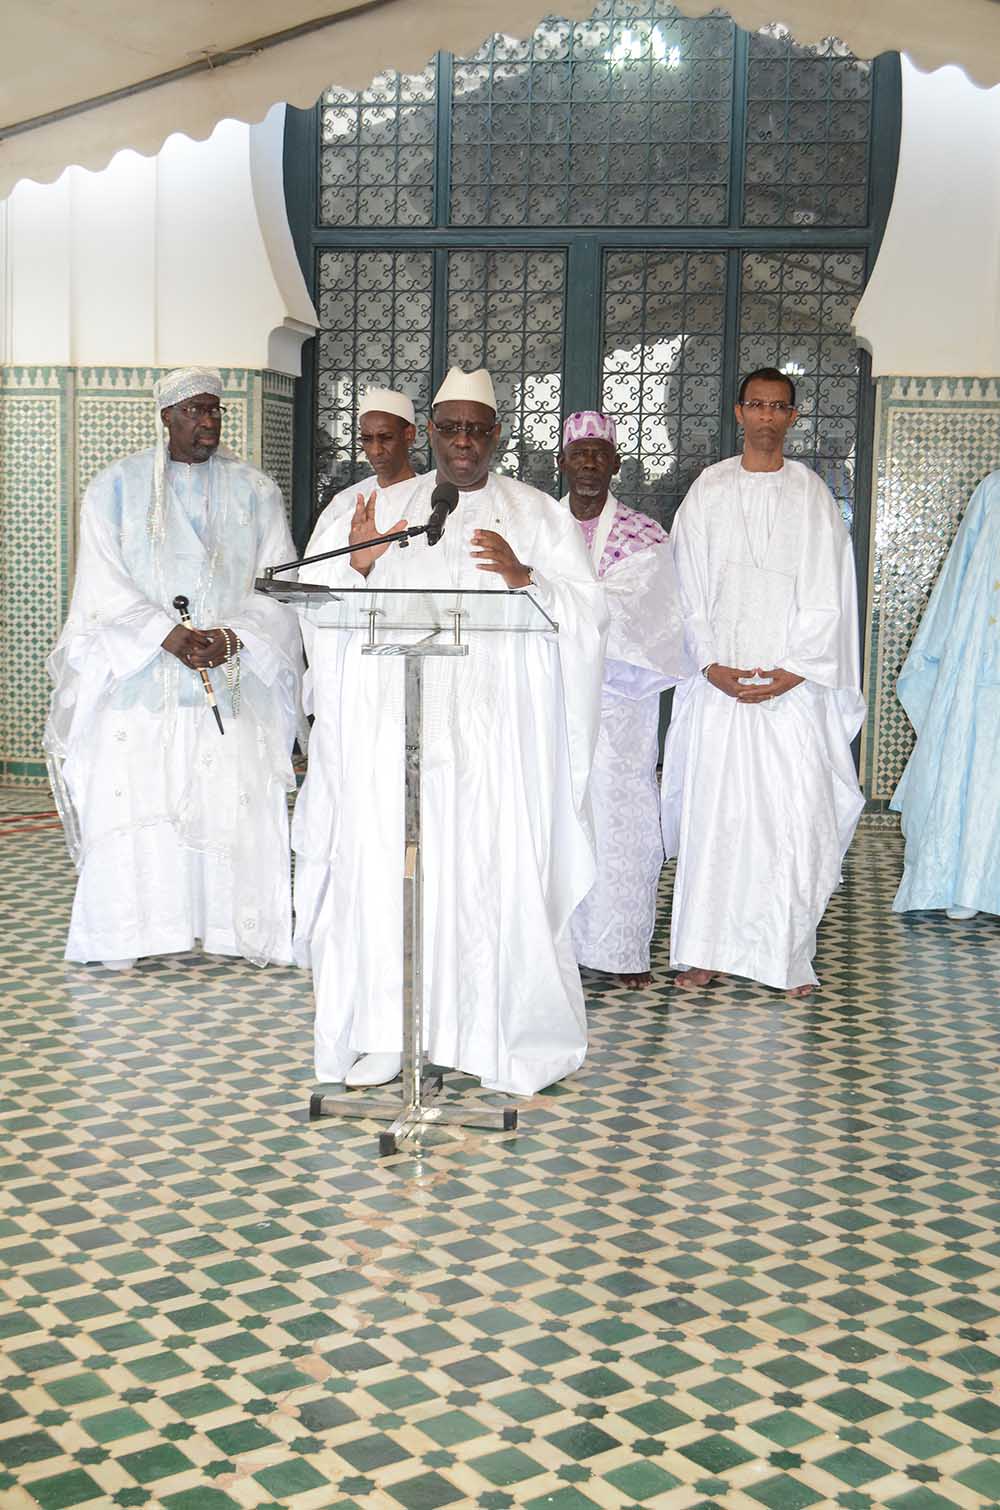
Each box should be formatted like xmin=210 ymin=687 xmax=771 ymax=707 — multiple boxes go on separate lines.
xmin=1 ymin=788 xmax=999 ymax=1510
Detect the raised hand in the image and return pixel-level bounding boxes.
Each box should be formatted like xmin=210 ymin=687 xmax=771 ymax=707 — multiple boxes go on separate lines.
xmin=349 ymin=491 xmax=407 ymax=578
xmin=470 ymin=530 xmax=531 ymax=588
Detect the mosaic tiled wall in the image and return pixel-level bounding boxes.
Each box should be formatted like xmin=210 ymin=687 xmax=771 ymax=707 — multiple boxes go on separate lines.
xmin=863 ymin=376 xmax=1000 ymax=805
xmin=0 ymin=369 xmax=74 ymax=786
xmin=262 ymin=371 xmax=295 ymax=521
xmin=0 ymin=366 xmax=295 ymax=786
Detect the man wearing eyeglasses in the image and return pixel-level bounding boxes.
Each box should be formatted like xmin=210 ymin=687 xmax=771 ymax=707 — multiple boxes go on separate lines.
xmin=661 ymin=366 xmax=865 ymax=998
xmin=45 ymin=367 xmax=303 ymax=972
xmin=294 ymin=366 xmax=608 ymax=1095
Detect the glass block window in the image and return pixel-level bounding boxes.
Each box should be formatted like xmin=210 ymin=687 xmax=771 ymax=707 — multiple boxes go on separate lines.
xmin=446 ymin=250 xmax=566 ymax=494
xmin=601 ymin=251 xmax=727 ymax=528
xmin=314 ymin=250 xmax=433 ymax=505
xmin=744 ymin=26 xmax=873 ymax=227
xmin=450 ymin=5 xmax=734 ymax=227
xmin=738 ymin=250 xmax=867 ymax=526
xmin=319 ymin=66 xmax=437 ymax=227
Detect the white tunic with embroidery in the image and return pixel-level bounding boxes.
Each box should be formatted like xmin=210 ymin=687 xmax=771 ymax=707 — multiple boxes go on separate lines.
xmin=45 ymin=450 xmax=303 ymax=966
xmin=294 ymin=471 xmax=608 ymax=1095
xmin=661 ymin=456 xmax=865 ymax=989
xmin=566 ymin=494 xmax=690 ymax=973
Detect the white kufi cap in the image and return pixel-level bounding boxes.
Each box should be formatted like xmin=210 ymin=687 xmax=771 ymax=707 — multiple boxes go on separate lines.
xmin=432 ymin=366 xmax=497 ymax=412
xmin=357 ymin=387 xmax=416 ymax=425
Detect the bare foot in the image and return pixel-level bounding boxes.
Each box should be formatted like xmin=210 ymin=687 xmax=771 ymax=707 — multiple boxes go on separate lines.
xmin=616 ymin=971 xmax=653 ymax=989
xmin=786 ymin=983 xmax=815 ymax=998
xmin=674 ymin=968 xmax=720 ymax=990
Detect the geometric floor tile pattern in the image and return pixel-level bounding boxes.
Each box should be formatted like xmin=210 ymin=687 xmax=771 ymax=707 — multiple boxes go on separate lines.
xmin=1 ymin=789 xmax=999 ymax=1510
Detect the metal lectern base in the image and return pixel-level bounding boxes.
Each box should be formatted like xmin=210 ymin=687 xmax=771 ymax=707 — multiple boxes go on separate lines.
xmin=309 ymin=1072 xmax=518 ymax=1156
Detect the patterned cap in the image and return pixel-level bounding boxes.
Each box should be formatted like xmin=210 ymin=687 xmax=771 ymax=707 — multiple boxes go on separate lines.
xmin=154 ymin=367 xmax=223 ymax=411
xmin=562 ymin=411 xmax=617 ymax=449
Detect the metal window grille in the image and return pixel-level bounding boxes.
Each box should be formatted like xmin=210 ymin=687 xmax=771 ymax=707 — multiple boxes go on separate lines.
xmin=744 ymin=27 xmax=873 ymax=227
xmin=738 ymin=250 xmax=867 ymax=527
xmin=446 ymin=250 xmax=567 ymax=494
xmin=601 ymin=251 xmax=727 ymax=528
xmin=319 ymin=66 xmax=437 ymax=227
xmin=314 ymin=250 xmax=434 ymax=505
xmin=450 ymin=6 xmax=734 ymax=228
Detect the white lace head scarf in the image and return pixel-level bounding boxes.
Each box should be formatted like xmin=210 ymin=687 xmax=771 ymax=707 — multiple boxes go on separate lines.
xmin=149 ymin=367 xmax=224 ymax=541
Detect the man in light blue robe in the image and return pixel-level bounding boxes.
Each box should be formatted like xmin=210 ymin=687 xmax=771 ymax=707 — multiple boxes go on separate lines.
xmin=891 ymin=471 xmax=1000 ymax=919
xmin=45 ymin=367 xmax=303 ymax=968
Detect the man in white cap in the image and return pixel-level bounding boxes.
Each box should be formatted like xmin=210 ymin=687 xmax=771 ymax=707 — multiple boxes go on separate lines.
xmin=294 ymin=366 xmax=608 ymax=1094
xmin=310 ymin=387 xmax=420 ymax=551
xmin=45 ymin=368 xmax=303 ymax=970
xmin=559 ymin=411 xmax=690 ymax=989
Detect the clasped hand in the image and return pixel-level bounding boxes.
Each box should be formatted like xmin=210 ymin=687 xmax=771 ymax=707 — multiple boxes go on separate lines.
xmin=162 ymin=624 xmax=235 ymax=669
xmin=706 ymin=664 xmax=804 ymax=702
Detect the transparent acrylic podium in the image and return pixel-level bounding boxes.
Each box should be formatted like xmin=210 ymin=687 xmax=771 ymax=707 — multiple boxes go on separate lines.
xmin=264 ymin=582 xmax=559 ymax=1155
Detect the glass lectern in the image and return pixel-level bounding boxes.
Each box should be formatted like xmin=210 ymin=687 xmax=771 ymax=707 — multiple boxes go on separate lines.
xmin=257 ymin=580 xmax=559 ymax=1155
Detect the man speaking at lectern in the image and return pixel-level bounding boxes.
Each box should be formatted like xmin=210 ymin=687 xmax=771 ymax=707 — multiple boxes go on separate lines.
xmin=294 ymin=367 xmax=607 ymax=1095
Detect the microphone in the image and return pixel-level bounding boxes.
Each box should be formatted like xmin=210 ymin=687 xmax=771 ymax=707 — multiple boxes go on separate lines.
xmin=424 ymin=481 xmax=459 ymax=547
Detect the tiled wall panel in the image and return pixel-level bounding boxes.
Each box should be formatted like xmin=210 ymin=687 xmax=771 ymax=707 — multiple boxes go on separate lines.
xmin=262 ymin=371 xmax=295 ymax=523
xmin=863 ymin=376 xmax=1000 ymax=805
xmin=0 ymin=369 xmax=73 ymax=785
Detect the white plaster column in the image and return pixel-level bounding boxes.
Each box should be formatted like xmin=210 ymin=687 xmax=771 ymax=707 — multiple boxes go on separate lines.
xmin=855 ymin=57 xmax=1000 ymax=377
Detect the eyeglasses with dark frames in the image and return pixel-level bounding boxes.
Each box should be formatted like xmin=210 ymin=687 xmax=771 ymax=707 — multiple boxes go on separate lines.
xmin=431 ymin=419 xmax=496 ymax=439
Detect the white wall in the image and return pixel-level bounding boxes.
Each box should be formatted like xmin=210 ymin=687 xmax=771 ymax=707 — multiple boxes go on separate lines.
xmin=0 ymin=111 xmax=316 ymax=373
xmin=855 ymin=57 xmax=1000 ymax=376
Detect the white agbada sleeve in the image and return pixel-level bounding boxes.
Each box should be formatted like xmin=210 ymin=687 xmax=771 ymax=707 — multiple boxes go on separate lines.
xmin=780 ymin=477 xmax=864 ymax=707
xmin=51 ymin=476 xmax=177 ymax=692
xmin=669 ymin=478 xmax=719 ymax=675
xmin=601 ymin=543 xmax=692 ymax=700
xmin=493 ymin=479 xmax=608 ymax=825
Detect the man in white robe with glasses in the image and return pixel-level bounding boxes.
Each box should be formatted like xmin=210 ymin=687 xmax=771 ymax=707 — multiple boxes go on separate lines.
xmin=45 ymin=367 xmax=303 ymax=971
xmin=294 ymin=366 xmax=607 ymax=1094
xmin=661 ymin=366 xmax=865 ymax=996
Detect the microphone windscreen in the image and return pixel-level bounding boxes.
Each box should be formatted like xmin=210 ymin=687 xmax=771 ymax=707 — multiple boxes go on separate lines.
xmin=430 ymin=481 xmax=459 ymax=514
